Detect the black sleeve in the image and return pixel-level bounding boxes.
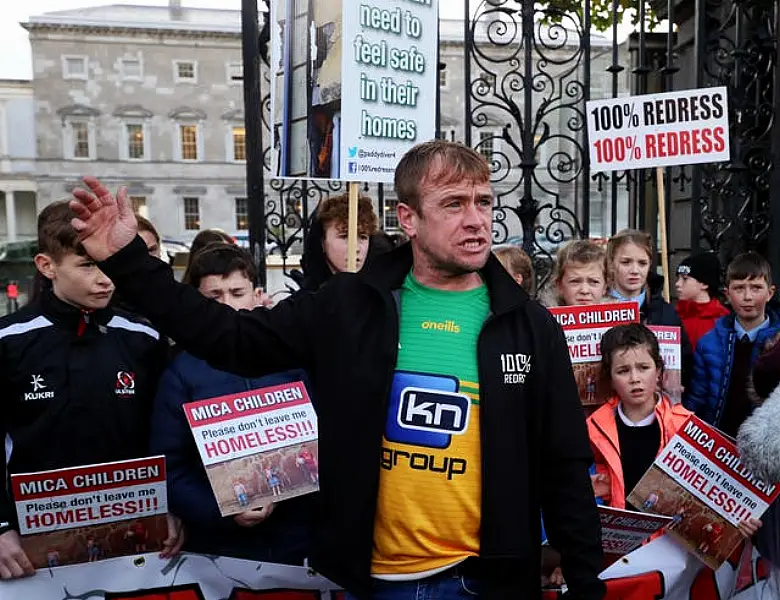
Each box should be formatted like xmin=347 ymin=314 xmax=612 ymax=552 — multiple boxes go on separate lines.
xmin=99 ymin=236 xmax=317 ymax=378
xmin=540 ymin=323 xmax=606 ymax=600
xmin=0 ymin=343 xmax=16 ymax=534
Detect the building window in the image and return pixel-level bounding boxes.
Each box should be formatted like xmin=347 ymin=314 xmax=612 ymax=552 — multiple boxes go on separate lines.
xmin=177 ymin=124 xmax=200 ymax=161
xmin=123 ymin=123 xmax=147 ymax=160
xmin=437 ymin=128 xmax=457 ymax=142
xmin=478 ymin=131 xmax=496 ymax=161
xmin=439 ymin=67 xmax=448 ymax=89
xmin=183 ymin=197 xmax=200 ymax=231
xmin=227 ymin=62 xmax=243 ymax=84
xmin=235 ymin=197 xmax=249 ymax=231
xmin=120 ymin=57 xmax=143 ymax=80
xmin=174 ymin=60 xmax=197 ymax=83
xmin=64 ymin=120 xmax=94 ymax=160
xmin=384 ymin=198 xmax=399 ymax=231
xmin=130 ymin=196 xmax=148 ymax=218
xmin=232 ymin=126 xmax=246 ymax=161
xmin=62 ymin=56 xmax=88 ymax=80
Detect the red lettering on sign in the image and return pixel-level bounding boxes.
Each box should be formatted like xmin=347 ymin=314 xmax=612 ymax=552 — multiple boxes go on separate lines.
xmin=229 ymin=590 xmax=320 ymax=600
xmin=106 ymin=583 xmax=205 ymax=600
xmin=603 ymin=571 xmax=665 ymax=599
xmin=109 ymin=586 xmax=329 ymax=600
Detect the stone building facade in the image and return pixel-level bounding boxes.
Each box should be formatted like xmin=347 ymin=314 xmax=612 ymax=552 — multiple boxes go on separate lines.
xmin=0 ymin=79 xmax=37 ymax=243
xmin=24 ymin=3 xmax=248 ymax=243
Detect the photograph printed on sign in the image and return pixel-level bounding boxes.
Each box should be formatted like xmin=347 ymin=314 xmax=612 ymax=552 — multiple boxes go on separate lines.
xmin=206 ymin=442 xmax=319 ymax=515
xmin=271 ymin=0 xmax=343 ymax=179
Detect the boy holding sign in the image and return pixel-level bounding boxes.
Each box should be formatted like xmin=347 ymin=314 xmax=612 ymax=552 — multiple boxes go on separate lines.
xmin=149 ymin=243 xmax=312 ymax=564
xmin=0 ymin=202 xmax=180 ymax=578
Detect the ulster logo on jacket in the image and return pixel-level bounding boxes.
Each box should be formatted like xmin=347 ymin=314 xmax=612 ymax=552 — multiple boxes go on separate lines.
xmin=115 ymin=371 xmax=136 ymax=397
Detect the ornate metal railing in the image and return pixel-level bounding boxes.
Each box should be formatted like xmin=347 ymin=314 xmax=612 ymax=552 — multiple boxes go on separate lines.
xmin=241 ymin=0 xmax=780 ymax=290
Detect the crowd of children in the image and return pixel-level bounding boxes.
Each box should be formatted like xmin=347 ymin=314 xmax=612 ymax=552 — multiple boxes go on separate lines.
xmin=2 ymin=187 xmax=780 ymax=590
xmin=500 ymin=229 xmax=778 ymax=586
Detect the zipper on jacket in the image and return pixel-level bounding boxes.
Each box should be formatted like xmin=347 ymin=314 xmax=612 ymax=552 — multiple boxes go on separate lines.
xmin=714 ymin=330 xmax=736 ymax=425
xmin=475 ymin=312 xmax=497 ymax=558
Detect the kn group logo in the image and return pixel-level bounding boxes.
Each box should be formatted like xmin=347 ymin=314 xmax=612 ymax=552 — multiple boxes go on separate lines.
xmin=385 ymin=371 xmax=471 ymax=449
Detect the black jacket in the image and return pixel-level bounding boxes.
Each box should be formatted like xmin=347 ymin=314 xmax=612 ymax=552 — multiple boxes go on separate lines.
xmin=0 ymin=290 xmax=167 ymax=530
xmin=100 ymin=236 xmax=605 ymax=599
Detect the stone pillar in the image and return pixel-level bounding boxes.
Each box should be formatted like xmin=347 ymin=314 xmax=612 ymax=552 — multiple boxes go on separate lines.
xmin=5 ymin=190 xmax=17 ymax=242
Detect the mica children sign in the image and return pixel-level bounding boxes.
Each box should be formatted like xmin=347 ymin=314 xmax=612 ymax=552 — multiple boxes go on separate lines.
xmin=628 ymin=416 xmax=780 ymax=569
xmin=11 ymin=456 xmax=168 ymax=568
xmin=184 ymin=380 xmax=319 ymax=516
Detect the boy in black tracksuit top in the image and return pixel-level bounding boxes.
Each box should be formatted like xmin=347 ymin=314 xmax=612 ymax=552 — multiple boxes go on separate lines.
xmin=0 ymin=202 xmax=174 ymax=579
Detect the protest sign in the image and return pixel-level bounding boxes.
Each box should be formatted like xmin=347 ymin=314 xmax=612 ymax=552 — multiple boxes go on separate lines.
xmin=599 ymin=505 xmax=673 ymax=566
xmin=649 ymin=325 xmax=683 ymax=404
xmin=586 ymin=87 xmax=730 ymax=300
xmin=270 ymin=0 xmax=438 ymax=182
xmin=184 ymin=380 xmax=319 ymax=516
xmin=599 ymin=506 xmax=672 ymax=564
xmin=11 ymin=456 xmax=168 ymax=568
xmin=627 ymin=416 xmax=780 ymax=569
xmin=586 ymin=87 xmax=730 ymax=173
xmin=548 ymin=301 xmax=640 ymax=409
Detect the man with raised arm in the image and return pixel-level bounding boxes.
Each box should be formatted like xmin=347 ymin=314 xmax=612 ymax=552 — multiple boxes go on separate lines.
xmin=71 ymin=140 xmax=604 ymax=599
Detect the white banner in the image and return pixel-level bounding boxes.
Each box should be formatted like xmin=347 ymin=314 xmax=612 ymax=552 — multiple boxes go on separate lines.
xmin=0 ymin=553 xmax=341 ymax=599
xmin=0 ymin=541 xmax=777 ymax=599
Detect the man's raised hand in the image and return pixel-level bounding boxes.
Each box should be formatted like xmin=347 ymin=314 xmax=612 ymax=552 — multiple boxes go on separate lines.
xmin=70 ymin=176 xmax=138 ymax=262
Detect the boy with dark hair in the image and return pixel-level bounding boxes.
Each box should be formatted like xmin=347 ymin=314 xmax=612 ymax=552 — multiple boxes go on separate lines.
xmin=675 ymin=251 xmax=729 ymax=349
xmin=684 ymin=251 xmax=780 ymax=437
xmin=149 ymin=242 xmax=312 ymax=563
xmin=0 ymin=201 xmax=180 ymax=579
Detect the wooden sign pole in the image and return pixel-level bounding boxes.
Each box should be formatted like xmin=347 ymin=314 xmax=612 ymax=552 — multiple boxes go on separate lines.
xmin=656 ymin=167 xmax=671 ymax=303
xmin=346 ymin=182 xmax=360 ymax=272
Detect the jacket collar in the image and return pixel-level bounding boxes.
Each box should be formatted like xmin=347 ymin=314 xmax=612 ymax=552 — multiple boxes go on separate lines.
xmin=715 ymin=305 xmax=780 ymax=337
xmin=360 ymin=242 xmax=530 ymax=315
xmin=39 ymin=289 xmax=111 ymax=332
xmin=592 ymin=393 xmax=685 ymax=448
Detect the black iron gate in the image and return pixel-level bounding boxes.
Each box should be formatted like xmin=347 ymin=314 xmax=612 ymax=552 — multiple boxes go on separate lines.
xmin=240 ymin=0 xmax=779 ymax=292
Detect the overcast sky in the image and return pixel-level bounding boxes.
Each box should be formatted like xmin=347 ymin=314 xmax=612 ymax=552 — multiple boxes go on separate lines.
xmin=0 ymin=1 xmax=467 ymax=80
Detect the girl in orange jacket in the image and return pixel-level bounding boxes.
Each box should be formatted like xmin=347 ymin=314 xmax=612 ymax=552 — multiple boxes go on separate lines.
xmin=588 ymin=323 xmax=691 ymax=509
xmin=588 ymin=323 xmax=762 ymax=538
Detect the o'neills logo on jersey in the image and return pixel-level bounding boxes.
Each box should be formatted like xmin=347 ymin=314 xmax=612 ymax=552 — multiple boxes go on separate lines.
xmin=421 ymin=320 xmax=461 ymax=333
xmin=500 ymin=353 xmax=532 ymax=384
xmin=115 ymin=371 xmax=136 ymax=396
xmin=24 ymin=374 xmax=55 ymax=401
